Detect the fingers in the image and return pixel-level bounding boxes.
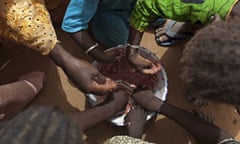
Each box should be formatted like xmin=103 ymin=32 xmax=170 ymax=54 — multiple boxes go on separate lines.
xmin=104 ymin=49 xmax=122 ymax=62
xmin=142 ymin=62 xmax=162 ymax=74
xmin=111 ymin=50 xmax=122 ymax=62
xmin=132 ymin=90 xmax=163 ymax=111
xmin=91 ymin=78 xmax=117 ymax=94
xmin=137 ymin=54 xmax=152 ymax=65
xmin=128 ymin=51 xmax=162 ymax=74
xmin=93 ymin=73 xmax=106 ymax=84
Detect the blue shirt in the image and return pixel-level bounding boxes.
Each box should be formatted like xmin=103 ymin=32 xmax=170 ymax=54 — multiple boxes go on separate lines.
xmin=62 ymin=0 xmax=136 ymax=33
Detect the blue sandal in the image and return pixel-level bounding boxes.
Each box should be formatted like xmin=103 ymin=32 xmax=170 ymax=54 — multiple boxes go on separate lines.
xmin=155 ymin=20 xmax=194 ymax=46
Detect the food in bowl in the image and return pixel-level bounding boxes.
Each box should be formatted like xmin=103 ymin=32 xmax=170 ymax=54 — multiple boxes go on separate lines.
xmin=85 ymin=44 xmax=168 ymax=126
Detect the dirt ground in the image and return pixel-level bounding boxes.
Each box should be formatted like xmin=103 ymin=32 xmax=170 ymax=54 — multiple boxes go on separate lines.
xmin=1 ymin=25 xmax=240 ymax=143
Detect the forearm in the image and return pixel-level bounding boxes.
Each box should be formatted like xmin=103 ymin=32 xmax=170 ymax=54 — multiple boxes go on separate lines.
xmin=128 ymin=27 xmax=144 ymax=45
xmin=126 ymin=27 xmax=143 ymax=57
xmin=48 ymin=43 xmax=84 ymax=86
xmin=71 ymin=30 xmax=107 ymax=62
xmin=160 ymin=103 xmax=232 ymax=144
xmin=49 ymin=43 xmax=75 ymax=69
xmin=69 ymin=100 xmax=121 ymax=131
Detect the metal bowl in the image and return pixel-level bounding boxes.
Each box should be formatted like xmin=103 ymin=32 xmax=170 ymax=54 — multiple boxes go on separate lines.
xmin=85 ymin=44 xmax=168 ymax=126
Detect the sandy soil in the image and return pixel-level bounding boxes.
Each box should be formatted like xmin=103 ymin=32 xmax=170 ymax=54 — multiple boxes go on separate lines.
xmin=0 ymin=26 xmax=240 ymax=143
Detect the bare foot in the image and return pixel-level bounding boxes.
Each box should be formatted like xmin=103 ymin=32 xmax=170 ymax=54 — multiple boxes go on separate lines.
xmin=0 ymin=71 xmax=46 ymax=120
xmin=126 ymin=106 xmax=146 ymax=138
xmin=155 ymin=19 xmax=196 ymax=46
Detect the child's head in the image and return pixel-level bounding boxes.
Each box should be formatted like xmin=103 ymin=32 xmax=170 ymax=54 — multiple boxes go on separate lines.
xmin=181 ymin=16 xmax=240 ymax=105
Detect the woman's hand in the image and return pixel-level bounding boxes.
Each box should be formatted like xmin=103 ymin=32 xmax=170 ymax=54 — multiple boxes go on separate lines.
xmin=49 ymin=43 xmax=117 ymax=95
xmin=127 ymin=46 xmax=162 ymax=74
xmin=70 ymin=59 xmax=117 ymax=94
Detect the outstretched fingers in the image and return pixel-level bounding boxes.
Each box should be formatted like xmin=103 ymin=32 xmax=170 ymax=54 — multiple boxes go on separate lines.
xmin=91 ymin=75 xmax=117 ymax=94
xmin=142 ymin=62 xmax=162 ymax=74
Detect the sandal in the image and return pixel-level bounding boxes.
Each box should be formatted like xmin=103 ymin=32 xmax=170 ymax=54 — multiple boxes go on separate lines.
xmin=155 ymin=20 xmax=194 ymax=46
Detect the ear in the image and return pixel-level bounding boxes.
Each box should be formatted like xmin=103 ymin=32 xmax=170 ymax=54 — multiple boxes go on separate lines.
xmin=210 ymin=14 xmax=223 ymax=24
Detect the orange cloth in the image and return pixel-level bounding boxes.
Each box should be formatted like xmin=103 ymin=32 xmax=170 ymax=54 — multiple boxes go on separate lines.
xmin=0 ymin=0 xmax=59 ymax=55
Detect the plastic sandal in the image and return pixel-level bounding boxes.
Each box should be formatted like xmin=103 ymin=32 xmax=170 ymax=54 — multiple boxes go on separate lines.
xmin=155 ymin=20 xmax=194 ymax=46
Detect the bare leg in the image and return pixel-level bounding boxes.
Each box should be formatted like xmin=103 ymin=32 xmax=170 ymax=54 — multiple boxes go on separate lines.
xmin=0 ymin=71 xmax=46 ymax=120
xmin=126 ymin=106 xmax=146 ymax=138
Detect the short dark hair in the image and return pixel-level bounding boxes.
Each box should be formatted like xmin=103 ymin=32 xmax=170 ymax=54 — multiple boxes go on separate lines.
xmin=181 ymin=16 xmax=240 ymax=105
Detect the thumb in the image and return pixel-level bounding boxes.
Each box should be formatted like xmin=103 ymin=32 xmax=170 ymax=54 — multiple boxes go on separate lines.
xmin=91 ymin=78 xmax=117 ymax=94
xmin=93 ymin=73 xmax=106 ymax=84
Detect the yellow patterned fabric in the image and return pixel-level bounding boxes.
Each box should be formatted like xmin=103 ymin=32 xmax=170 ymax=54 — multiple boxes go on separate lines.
xmin=0 ymin=0 xmax=58 ymax=55
xmin=104 ymin=136 xmax=155 ymax=144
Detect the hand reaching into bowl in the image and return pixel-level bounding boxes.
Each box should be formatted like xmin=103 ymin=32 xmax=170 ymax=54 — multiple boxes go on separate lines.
xmin=133 ymin=89 xmax=164 ymax=112
xmin=126 ymin=45 xmax=162 ymax=74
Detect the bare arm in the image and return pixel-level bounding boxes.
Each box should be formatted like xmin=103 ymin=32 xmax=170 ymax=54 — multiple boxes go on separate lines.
xmin=49 ymin=43 xmax=117 ymax=94
xmin=71 ymin=30 xmax=118 ymax=62
xmin=69 ymin=90 xmax=128 ymax=131
xmin=128 ymin=26 xmax=144 ymax=45
xmin=133 ymin=90 xmax=233 ymax=144
xmin=126 ymin=27 xmax=161 ymax=74
xmin=160 ymin=103 xmax=232 ymax=144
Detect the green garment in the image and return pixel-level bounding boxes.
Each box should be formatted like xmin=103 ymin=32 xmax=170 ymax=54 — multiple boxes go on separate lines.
xmin=130 ymin=0 xmax=238 ymax=31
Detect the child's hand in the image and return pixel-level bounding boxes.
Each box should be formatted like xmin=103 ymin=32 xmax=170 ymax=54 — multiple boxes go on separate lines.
xmin=110 ymin=90 xmax=129 ymax=112
xmin=76 ymin=60 xmax=117 ymax=94
xmin=127 ymin=46 xmax=161 ymax=74
xmin=133 ymin=89 xmax=164 ymax=112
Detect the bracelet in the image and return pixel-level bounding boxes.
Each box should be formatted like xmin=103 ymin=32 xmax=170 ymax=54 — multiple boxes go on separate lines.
xmin=23 ymin=80 xmax=38 ymax=94
xmin=85 ymin=43 xmax=99 ymax=55
xmin=127 ymin=44 xmax=139 ymax=57
xmin=127 ymin=43 xmax=140 ymax=49
xmin=157 ymin=102 xmax=165 ymax=114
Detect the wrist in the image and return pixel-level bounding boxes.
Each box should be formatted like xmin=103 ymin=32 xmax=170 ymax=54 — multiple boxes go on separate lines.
xmin=49 ymin=43 xmax=72 ymax=67
xmin=155 ymin=99 xmax=165 ymax=114
xmin=85 ymin=43 xmax=99 ymax=55
xmin=126 ymin=43 xmax=139 ymax=58
xmin=85 ymin=44 xmax=109 ymax=62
